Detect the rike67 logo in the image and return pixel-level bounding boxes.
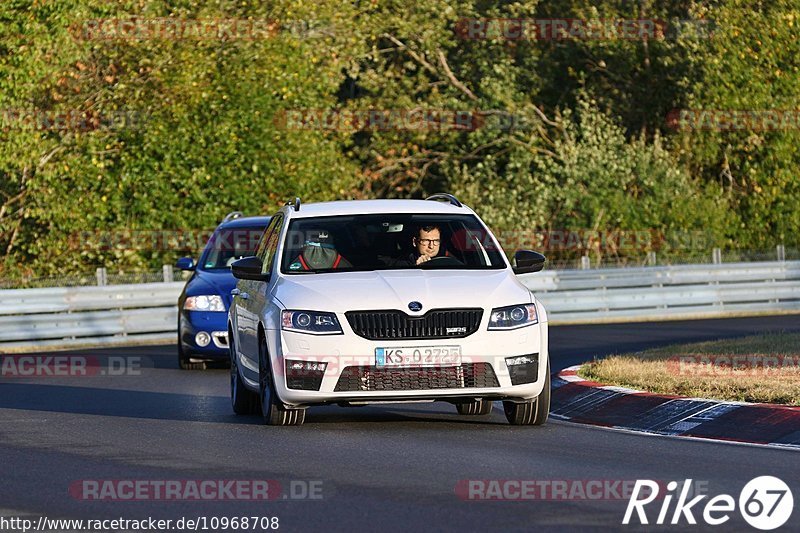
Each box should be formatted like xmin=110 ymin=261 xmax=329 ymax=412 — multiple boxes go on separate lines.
xmin=623 ymin=476 xmax=794 ymax=530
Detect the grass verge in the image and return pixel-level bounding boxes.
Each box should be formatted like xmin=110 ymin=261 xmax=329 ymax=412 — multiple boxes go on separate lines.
xmin=577 ymin=332 xmax=800 ymax=406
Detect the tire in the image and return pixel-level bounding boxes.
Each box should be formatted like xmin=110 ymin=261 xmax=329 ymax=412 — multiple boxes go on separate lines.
xmin=178 ymin=320 xmax=206 ymax=370
xmin=503 ymin=360 xmax=551 ymax=426
xmin=455 ymin=399 xmax=493 ymax=415
xmin=230 ymin=327 xmax=258 ymax=415
xmin=258 ymin=334 xmax=306 ymax=426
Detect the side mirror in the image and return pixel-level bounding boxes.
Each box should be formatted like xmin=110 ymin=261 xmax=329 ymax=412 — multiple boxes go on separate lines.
xmin=513 ymin=250 xmax=546 ymax=274
xmin=231 ymin=256 xmax=268 ymax=281
xmin=176 ymin=257 xmax=195 ymax=271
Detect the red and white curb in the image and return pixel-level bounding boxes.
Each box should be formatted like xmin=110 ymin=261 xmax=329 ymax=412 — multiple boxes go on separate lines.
xmin=551 ymin=365 xmax=800 ymax=449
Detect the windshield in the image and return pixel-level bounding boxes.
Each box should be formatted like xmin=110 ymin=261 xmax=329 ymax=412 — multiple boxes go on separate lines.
xmin=200 ymin=225 xmax=266 ymax=270
xmin=280 ymin=214 xmax=507 ymax=274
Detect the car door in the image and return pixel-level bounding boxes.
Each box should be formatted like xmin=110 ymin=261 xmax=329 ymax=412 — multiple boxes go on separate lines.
xmin=238 ymin=214 xmax=283 ymax=366
xmin=235 ymin=215 xmax=280 ymax=362
xmin=251 ymin=213 xmax=284 ymax=359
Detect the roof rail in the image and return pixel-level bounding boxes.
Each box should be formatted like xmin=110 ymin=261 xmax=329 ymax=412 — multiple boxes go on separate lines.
xmin=222 ymin=211 xmax=244 ymax=223
xmin=285 ymin=197 xmax=301 ymax=211
xmin=425 ymin=193 xmax=462 ymax=208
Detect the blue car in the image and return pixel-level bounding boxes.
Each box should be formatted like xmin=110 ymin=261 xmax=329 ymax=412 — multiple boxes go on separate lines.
xmin=176 ymin=212 xmax=270 ymax=369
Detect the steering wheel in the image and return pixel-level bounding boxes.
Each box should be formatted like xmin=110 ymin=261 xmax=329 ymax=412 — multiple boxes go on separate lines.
xmin=419 ymin=255 xmax=463 ymax=267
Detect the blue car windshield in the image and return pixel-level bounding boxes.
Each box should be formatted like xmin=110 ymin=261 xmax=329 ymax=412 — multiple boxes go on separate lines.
xmin=280 ymin=214 xmax=507 ymax=274
xmin=201 ymin=226 xmax=266 ymax=270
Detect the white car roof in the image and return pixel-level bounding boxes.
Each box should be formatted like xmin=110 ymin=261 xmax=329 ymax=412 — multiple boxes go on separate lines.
xmin=284 ymin=199 xmax=475 ymax=219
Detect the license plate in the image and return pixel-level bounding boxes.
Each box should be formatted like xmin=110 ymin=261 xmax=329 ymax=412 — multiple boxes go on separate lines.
xmin=375 ymin=346 xmax=462 ymax=368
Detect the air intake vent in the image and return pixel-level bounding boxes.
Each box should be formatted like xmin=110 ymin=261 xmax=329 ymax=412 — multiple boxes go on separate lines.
xmin=345 ymin=308 xmax=483 ymax=340
xmin=334 ymin=363 xmax=499 ymax=392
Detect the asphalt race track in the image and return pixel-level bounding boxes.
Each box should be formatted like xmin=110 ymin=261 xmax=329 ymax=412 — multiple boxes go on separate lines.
xmin=2 ymin=315 xmax=799 ymax=532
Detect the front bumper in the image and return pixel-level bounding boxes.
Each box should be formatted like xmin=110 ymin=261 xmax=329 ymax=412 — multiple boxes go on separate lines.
xmin=179 ymin=310 xmax=230 ymax=359
xmin=264 ymin=320 xmax=549 ymax=407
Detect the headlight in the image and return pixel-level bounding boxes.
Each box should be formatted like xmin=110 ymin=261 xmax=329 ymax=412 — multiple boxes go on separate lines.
xmin=281 ymin=310 xmax=343 ymax=335
xmin=488 ymin=303 xmax=538 ymax=330
xmin=184 ymin=295 xmax=225 ymax=312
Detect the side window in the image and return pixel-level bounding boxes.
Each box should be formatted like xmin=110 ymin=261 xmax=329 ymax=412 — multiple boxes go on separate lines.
xmin=260 ymin=215 xmax=283 ymax=274
xmin=255 ymin=216 xmax=280 ymax=260
xmin=253 ymin=219 xmax=274 ymax=260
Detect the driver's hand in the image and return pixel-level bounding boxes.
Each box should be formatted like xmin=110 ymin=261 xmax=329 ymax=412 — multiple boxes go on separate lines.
xmin=416 ymin=254 xmax=432 ymax=265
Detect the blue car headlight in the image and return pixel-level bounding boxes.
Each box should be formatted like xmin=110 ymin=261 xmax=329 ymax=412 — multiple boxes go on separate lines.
xmin=488 ymin=304 xmax=538 ymax=330
xmin=281 ymin=310 xmax=343 ymax=335
xmin=184 ymin=295 xmax=225 ymax=312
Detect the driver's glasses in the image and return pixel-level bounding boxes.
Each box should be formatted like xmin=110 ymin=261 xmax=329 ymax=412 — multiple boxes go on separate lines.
xmin=419 ymin=239 xmax=440 ymax=246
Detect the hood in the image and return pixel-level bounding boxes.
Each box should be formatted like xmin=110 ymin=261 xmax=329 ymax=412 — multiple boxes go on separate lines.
xmin=186 ymin=269 xmax=238 ymax=309
xmin=273 ymin=269 xmax=530 ymax=314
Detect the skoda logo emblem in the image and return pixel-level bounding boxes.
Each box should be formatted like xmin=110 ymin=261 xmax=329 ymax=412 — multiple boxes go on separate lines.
xmin=408 ymin=301 xmax=423 ymax=312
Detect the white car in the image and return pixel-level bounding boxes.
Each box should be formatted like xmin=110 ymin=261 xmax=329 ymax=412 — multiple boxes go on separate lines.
xmin=228 ymin=194 xmax=549 ymax=426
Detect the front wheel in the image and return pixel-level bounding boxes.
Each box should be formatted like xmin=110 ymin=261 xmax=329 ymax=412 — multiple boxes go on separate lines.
xmin=258 ymin=334 xmax=306 ymax=426
xmin=503 ymin=361 xmax=550 ymax=426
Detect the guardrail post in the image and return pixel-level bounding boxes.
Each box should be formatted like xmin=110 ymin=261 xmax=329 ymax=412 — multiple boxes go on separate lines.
xmin=777 ymin=244 xmax=786 ymax=262
xmin=712 ymin=248 xmax=722 ymax=264
xmin=647 ymin=251 xmax=656 ymax=266
xmin=96 ymin=267 xmax=107 ymax=286
xmin=162 ymin=264 xmax=173 ymax=283
xmin=580 ymin=256 xmax=590 ymax=270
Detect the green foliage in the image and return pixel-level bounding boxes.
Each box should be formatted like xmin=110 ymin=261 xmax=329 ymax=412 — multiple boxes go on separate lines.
xmin=449 ymin=94 xmax=729 ymax=261
xmin=1 ymin=0 xmax=360 ymax=276
xmin=678 ymin=1 xmax=800 ymax=248
xmin=0 ymin=0 xmax=796 ymax=279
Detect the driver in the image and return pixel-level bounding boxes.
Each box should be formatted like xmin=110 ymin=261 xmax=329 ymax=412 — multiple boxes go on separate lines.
xmin=412 ymin=224 xmax=443 ymax=265
xmin=384 ymin=224 xmax=447 ymax=267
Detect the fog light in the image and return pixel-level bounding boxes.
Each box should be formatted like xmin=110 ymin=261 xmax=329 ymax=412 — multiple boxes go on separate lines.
xmin=195 ymin=331 xmax=211 ymax=347
xmin=505 ymin=353 xmax=539 ymax=385
xmin=506 ymin=355 xmax=536 ymax=366
xmin=288 ymin=360 xmax=327 ymax=372
xmin=285 ymin=360 xmax=327 ymax=391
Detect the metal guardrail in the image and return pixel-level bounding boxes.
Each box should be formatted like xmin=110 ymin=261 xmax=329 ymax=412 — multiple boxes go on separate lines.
xmin=0 ymin=261 xmax=798 ymax=351
xmin=519 ymin=260 xmax=800 ymax=324
xmin=0 ymin=282 xmax=184 ymax=351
